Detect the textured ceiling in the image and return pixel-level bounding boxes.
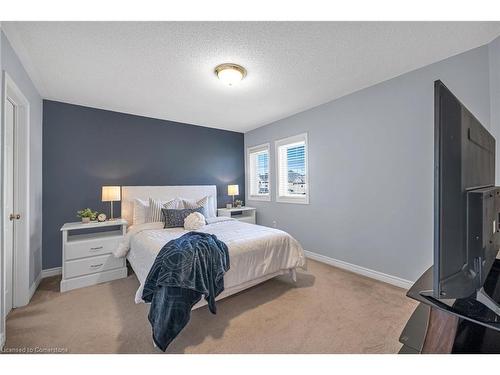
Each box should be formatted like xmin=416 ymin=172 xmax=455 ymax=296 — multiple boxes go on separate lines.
xmin=3 ymin=21 xmax=500 ymax=132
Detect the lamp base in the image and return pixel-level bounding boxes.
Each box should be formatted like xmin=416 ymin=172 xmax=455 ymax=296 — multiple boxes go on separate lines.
xmin=109 ymin=200 xmax=116 ymax=221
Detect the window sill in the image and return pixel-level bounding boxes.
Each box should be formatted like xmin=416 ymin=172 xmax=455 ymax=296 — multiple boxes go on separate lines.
xmin=247 ymin=195 xmax=271 ymax=202
xmin=276 ymin=196 xmax=309 ymax=204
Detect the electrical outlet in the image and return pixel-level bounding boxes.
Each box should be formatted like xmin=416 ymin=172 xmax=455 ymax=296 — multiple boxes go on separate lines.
xmin=272 ymin=220 xmax=277 ymax=228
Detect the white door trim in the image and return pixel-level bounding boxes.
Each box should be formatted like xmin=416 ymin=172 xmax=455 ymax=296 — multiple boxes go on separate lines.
xmin=1 ymin=72 xmax=31 ymax=322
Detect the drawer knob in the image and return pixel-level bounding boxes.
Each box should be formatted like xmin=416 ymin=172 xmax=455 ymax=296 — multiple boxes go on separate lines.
xmin=90 ymin=263 xmax=103 ymax=268
xmin=90 ymin=246 xmax=104 ymax=251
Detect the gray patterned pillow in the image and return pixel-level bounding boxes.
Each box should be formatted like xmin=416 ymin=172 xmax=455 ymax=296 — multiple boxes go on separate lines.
xmin=162 ymin=207 xmax=205 ymax=228
xmin=181 ymin=196 xmax=210 ymax=217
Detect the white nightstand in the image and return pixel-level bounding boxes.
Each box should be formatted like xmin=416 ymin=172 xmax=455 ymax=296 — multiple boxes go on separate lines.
xmin=60 ymin=219 xmax=128 ymax=292
xmin=217 ymin=207 xmax=256 ymax=224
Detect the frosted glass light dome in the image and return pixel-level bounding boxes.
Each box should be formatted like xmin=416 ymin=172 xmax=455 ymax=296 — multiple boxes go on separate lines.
xmin=215 ymin=63 xmax=247 ymax=86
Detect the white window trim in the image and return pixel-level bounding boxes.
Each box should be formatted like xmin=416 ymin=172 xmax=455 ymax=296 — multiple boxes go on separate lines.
xmin=275 ymin=133 xmax=309 ymax=204
xmin=246 ymin=143 xmax=271 ymax=202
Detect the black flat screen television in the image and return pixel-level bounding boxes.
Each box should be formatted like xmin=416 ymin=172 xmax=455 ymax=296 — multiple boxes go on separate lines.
xmin=434 ymin=80 xmax=499 ymax=303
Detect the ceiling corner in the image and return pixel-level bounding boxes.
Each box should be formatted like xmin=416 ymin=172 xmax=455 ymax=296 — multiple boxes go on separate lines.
xmin=2 ymin=22 xmax=49 ymax=98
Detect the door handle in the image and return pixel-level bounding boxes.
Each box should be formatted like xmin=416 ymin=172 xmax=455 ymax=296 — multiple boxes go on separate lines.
xmin=9 ymin=213 xmax=20 ymax=221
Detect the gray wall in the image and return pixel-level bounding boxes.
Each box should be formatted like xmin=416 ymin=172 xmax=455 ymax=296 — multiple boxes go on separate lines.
xmin=1 ymin=23 xmax=3 ymax=344
xmin=1 ymin=30 xmax=43 ymax=287
xmin=245 ymin=45 xmax=492 ymax=283
xmin=489 ymin=35 xmax=500 ymax=185
xmin=43 ymin=100 xmax=244 ymax=270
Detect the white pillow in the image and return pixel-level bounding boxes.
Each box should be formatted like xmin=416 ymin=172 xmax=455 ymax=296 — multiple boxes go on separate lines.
xmin=184 ymin=212 xmax=206 ymax=230
xmin=132 ymin=199 xmax=148 ymax=225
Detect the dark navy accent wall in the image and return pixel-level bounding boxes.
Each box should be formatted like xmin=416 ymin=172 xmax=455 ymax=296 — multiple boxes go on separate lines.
xmin=43 ymin=100 xmax=245 ymax=269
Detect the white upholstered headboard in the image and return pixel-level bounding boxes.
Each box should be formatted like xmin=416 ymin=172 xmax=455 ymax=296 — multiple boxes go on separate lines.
xmin=121 ymin=185 xmax=217 ymax=225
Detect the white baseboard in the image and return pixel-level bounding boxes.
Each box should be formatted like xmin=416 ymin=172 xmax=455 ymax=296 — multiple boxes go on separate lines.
xmin=41 ymin=267 xmax=62 ymax=278
xmin=28 ymin=271 xmax=42 ymax=301
xmin=304 ymin=250 xmax=413 ymax=290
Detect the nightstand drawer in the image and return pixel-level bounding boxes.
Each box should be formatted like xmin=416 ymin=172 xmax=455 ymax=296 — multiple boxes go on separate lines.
xmin=65 ymin=236 xmax=121 ymax=261
xmin=217 ymin=207 xmax=256 ymax=224
xmin=65 ymin=254 xmax=124 ymax=278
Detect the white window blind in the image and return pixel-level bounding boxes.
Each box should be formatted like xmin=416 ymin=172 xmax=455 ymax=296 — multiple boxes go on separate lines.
xmin=275 ymin=133 xmax=309 ymax=204
xmin=247 ymin=144 xmax=270 ymax=201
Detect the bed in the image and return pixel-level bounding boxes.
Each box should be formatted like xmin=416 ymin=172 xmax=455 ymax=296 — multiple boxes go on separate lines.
xmin=116 ymin=185 xmax=306 ymax=309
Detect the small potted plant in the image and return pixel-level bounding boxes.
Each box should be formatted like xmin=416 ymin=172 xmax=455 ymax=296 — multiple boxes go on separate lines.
xmin=77 ymin=208 xmax=98 ymax=223
xmin=234 ymin=199 xmax=243 ymax=208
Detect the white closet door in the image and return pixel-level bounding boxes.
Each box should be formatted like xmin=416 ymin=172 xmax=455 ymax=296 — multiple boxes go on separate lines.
xmin=4 ymin=99 xmax=15 ymax=317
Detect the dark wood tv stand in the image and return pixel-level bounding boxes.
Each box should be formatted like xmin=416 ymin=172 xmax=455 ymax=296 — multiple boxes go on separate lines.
xmin=399 ymin=259 xmax=500 ymax=353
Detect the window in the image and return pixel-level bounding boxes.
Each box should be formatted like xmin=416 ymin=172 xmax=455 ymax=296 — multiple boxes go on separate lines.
xmin=247 ymin=143 xmax=271 ymax=201
xmin=275 ymin=133 xmax=309 ymax=204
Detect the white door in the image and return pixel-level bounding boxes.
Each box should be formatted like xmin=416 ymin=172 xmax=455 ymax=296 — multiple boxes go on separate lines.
xmin=4 ymin=98 xmax=16 ymax=318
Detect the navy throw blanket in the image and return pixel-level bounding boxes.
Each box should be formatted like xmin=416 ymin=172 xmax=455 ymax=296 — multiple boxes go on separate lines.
xmin=142 ymin=232 xmax=230 ymax=351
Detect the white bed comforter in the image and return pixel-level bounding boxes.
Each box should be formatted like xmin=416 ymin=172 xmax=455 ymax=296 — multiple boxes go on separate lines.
xmin=115 ymin=218 xmax=306 ymax=303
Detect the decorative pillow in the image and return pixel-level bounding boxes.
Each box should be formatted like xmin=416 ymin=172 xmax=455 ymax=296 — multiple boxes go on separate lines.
xmin=181 ymin=196 xmax=210 ymax=217
xmin=148 ymin=198 xmax=179 ymax=223
xmin=162 ymin=207 xmax=204 ymax=228
xmin=184 ymin=212 xmax=206 ymax=230
xmin=132 ymin=198 xmax=148 ymax=225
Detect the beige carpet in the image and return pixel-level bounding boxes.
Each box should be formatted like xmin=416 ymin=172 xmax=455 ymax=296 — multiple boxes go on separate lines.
xmin=4 ymin=259 xmax=417 ymax=354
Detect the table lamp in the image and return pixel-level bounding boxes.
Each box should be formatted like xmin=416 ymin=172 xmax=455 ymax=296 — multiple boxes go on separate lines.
xmin=102 ymin=186 xmax=121 ymax=220
xmin=227 ymin=184 xmax=239 ymax=208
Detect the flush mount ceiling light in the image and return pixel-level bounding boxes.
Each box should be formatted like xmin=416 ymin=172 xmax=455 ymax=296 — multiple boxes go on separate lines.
xmin=215 ymin=63 xmax=247 ymax=86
